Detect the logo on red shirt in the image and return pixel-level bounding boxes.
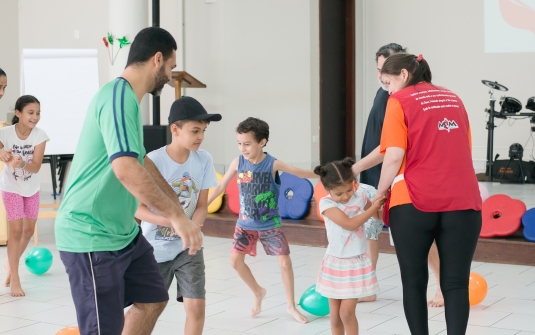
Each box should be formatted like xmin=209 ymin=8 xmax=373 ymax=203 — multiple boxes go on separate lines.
xmin=438 ymin=118 xmax=459 ymax=132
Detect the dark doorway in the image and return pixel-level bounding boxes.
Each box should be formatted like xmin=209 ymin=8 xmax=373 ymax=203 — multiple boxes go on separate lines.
xmin=319 ymin=0 xmax=355 ymax=164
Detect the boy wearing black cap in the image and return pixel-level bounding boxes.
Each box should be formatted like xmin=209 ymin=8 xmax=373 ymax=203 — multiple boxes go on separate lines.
xmin=136 ymin=96 xmax=221 ymax=335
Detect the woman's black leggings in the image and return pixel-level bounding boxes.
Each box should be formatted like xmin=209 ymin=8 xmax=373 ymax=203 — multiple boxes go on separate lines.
xmin=389 ymin=204 xmax=482 ymax=335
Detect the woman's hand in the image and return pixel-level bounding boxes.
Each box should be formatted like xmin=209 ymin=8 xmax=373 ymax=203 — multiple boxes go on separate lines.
xmin=373 ymin=190 xmax=389 ymax=204
xmin=370 ymin=195 xmax=386 ymax=220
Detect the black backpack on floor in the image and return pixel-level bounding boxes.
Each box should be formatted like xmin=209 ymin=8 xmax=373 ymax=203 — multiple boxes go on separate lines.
xmin=492 ymin=157 xmax=535 ymax=183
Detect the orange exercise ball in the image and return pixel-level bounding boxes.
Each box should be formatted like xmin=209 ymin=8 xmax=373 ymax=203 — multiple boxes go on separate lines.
xmin=56 ymin=326 xmax=80 ymax=335
xmin=313 ymin=183 xmax=328 ymax=221
xmin=469 ymin=272 xmax=488 ymax=306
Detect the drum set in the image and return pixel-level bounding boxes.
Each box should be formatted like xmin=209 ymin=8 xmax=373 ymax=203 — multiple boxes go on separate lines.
xmin=482 ymin=80 xmax=535 ymax=181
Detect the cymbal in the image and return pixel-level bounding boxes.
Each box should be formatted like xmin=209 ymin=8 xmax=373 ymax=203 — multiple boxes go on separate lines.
xmin=482 ymin=80 xmax=508 ymax=91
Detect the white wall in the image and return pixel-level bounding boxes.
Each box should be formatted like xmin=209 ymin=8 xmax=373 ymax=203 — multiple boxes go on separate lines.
xmin=310 ymin=0 xmax=320 ymax=168
xmin=15 ymin=0 xmax=110 ymax=188
xmin=357 ymin=0 xmax=535 ymax=172
xmin=181 ymin=0 xmax=319 ymax=172
xmin=0 ymin=0 xmax=20 ymax=122
xmin=151 ymin=0 xmax=185 ymax=126
xmin=18 ymin=0 xmax=110 ymax=88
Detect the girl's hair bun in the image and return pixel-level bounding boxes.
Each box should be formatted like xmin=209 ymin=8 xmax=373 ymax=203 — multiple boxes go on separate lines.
xmin=313 ymin=165 xmax=326 ymax=177
xmin=341 ymin=157 xmax=355 ymax=168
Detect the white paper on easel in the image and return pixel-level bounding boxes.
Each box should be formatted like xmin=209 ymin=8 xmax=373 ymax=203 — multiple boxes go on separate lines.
xmin=21 ymin=49 xmax=99 ymax=155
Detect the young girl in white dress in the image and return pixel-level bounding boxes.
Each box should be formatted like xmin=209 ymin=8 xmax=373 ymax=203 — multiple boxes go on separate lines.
xmin=314 ymin=157 xmax=385 ymax=335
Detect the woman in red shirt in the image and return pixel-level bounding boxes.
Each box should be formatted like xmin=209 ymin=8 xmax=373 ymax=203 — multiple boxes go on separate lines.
xmin=375 ymin=53 xmax=482 ymax=335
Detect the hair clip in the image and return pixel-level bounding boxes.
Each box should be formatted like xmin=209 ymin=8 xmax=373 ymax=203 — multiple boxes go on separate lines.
xmin=416 ymin=54 xmax=423 ymax=62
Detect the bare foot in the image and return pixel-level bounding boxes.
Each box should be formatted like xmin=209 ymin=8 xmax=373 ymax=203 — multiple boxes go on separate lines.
xmin=251 ymin=287 xmax=266 ymax=317
xmin=287 ymin=304 xmax=308 ymax=324
xmin=10 ymin=279 xmax=25 ymax=297
xmin=427 ymin=287 xmax=444 ymax=307
xmin=4 ymin=262 xmax=10 ymax=287
xmin=358 ymin=294 xmax=377 ymax=303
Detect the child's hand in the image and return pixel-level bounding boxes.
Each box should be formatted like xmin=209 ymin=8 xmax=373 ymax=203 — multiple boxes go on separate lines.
xmin=11 ymin=156 xmax=24 ymax=169
xmin=0 ymin=149 xmax=13 ymax=163
xmin=371 ymin=196 xmax=386 ymax=210
xmin=372 ymin=190 xmax=388 ymax=203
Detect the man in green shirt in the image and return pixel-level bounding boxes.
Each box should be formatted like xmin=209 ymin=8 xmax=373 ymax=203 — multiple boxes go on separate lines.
xmin=55 ymin=27 xmax=202 ymax=335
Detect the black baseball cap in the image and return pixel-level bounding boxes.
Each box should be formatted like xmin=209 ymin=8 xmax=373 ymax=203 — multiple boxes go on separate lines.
xmin=168 ymin=96 xmax=222 ymax=124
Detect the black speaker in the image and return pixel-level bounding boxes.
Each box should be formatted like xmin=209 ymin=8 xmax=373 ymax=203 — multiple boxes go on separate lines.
xmin=143 ymin=125 xmax=171 ymax=154
xmin=526 ymin=96 xmax=535 ymax=111
xmin=509 ymin=143 xmax=523 ymax=160
xmin=499 ymin=97 xmax=522 ymax=113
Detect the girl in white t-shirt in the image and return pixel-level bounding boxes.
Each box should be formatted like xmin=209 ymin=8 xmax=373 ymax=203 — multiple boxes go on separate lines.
xmin=314 ymin=157 xmax=385 ymax=335
xmin=0 ymin=95 xmax=49 ymax=297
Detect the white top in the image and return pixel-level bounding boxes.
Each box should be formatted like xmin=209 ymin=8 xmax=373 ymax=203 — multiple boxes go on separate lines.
xmin=319 ymin=190 xmax=369 ymax=258
xmin=141 ymin=147 xmax=218 ymax=263
xmin=0 ymin=125 xmax=50 ymax=197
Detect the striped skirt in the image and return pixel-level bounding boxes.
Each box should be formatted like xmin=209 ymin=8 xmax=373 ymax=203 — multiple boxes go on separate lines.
xmin=316 ymin=253 xmax=380 ymax=299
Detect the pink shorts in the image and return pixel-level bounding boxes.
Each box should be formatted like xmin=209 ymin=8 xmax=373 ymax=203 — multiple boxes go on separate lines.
xmin=1 ymin=191 xmax=40 ymax=221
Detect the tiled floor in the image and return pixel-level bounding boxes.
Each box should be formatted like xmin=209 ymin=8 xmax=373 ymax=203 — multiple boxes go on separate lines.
xmin=0 ymin=181 xmax=534 ymax=334
xmin=480 ymin=181 xmax=535 ymax=209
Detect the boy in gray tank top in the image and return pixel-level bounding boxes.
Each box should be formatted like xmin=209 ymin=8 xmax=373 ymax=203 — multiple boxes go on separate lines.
xmin=208 ymin=117 xmax=317 ymax=324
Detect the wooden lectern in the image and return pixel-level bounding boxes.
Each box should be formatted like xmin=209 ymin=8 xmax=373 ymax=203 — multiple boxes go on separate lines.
xmin=168 ymin=71 xmax=207 ymax=99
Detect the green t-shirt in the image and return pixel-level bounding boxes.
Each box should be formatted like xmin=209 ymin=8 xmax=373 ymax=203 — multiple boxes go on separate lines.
xmin=55 ymin=78 xmax=145 ymax=252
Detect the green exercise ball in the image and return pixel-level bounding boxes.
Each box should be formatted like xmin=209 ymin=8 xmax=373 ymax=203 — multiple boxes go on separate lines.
xmin=25 ymin=247 xmax=53 ymax=275
xmin=299 ymin=284 xmax=330 ymax=316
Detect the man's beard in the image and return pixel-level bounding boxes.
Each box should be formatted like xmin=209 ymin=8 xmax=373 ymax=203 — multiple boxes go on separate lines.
xmin=150 ymin=65 xmax=169 ymax=96
xmin=377 ymin=77 xmax=389 ymax=92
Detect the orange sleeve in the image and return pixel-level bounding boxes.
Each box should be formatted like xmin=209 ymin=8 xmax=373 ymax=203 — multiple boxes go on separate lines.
xmin=380 ymin=98 xmax=407 ymax=154
xmin=380 ymin=98 xmax=412 ymax=208
xmin=468 ymin=125 xmax=472 ymax=153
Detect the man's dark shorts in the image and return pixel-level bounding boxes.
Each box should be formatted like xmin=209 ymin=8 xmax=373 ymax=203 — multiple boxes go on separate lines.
xmin=60 ymin=229 xmax=168 ymax=335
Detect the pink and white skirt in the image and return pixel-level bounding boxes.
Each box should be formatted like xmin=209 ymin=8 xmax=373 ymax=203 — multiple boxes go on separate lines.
xmin=316 ymin=253 xmax=380 ymax=299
